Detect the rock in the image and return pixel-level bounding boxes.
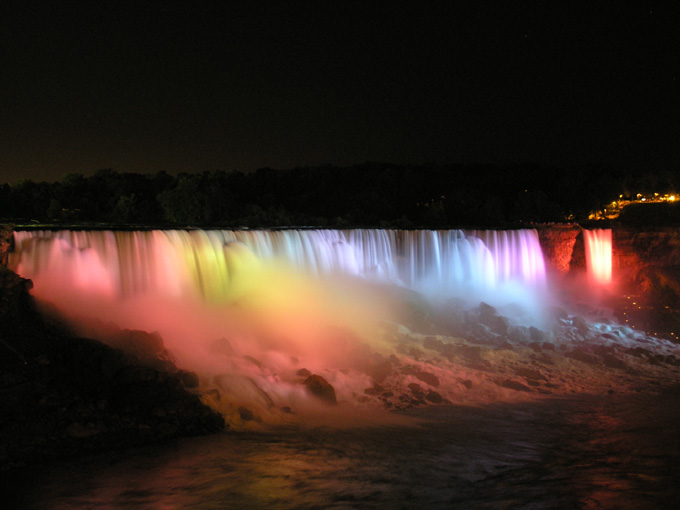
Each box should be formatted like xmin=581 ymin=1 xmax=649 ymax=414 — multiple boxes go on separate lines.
xmin=529 ymin=326 xmax=546 ymax=343
xmin=542 ymin=342 xmax=555 ymax=351
xmin=566 ymin=349 xmax=601 ymax=365
xmin=0 ymin=224 xmax=15 ymax=267
xmin=179 ymin=370 xmax=200 ymax=388
xmin=571 ymin=316 xmax=590 ymax=335
xmin=407 ymin=382 xmax=425 ymax=400
xmin=370 ymin=360 xmax=393 ymax=383
xmin=499 ymin=379 xmax=533 ymax=392
xmin=415 ymin=371 xmax=440 ymax=387
xmin=478 ymin=301 xmax=497 ymax=321
xmin=364 ymin=383 xmax=385 ymax=396
xmin=296 ymin=368 xmax=311 ymax=377
xmin=528 ymin=342 xmax=543 ymax=352
xmin=243 ymin=355 xmax=262 ymax=368
xmin=425 ymin=390 xmax=443 ymax=403
xmin=508 ymin=326 xmax=530 ymax=343
xmin=238 ymin=407 xmax=254 ymax=421
xmin=303 ymin=375 xmax=337 ymax=404
xmin=490 ymin=315 xmax=510 ymax=335
xmin=603 ymin=355 xmax=627 ymax=370
xmin=515 ymin=367 xmax=547 ymax=381
xmin=423 ymin=336 xmax=444 ymax=351
xmin=210 ymin=337 xmax=235 ymax=356
xmin=115 ymin=366 xmax=160 ymax=385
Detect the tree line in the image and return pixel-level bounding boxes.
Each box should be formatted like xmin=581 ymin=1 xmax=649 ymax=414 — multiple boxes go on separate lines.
xmin=0 ymin=163 xmax=676 ymax=227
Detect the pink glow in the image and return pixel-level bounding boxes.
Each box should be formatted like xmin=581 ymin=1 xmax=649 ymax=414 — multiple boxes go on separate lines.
xmin=584 ymin=229 xmax=613 ymax=285
xmin=9 ymin=228 xmax=551 ymax=426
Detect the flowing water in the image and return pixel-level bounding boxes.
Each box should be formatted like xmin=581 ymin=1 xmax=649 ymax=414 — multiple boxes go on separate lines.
xmin=9 ymin=390 xmax=680 ymax=509
xmin=8 ymin=227 xmax=677 ymax=508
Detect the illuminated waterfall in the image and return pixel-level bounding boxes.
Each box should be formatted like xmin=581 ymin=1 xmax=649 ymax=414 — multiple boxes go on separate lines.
xmin=584 ymin=229 xmax=613 ymax=285
xmin=9 ymin=228 xmax=550 ymax=424
xmin=11 ymin=229 xmax=546 ymax=302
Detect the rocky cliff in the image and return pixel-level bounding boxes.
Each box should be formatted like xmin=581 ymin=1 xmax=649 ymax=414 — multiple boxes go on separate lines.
xmin=0 ymin=260 xmax=225 ymax=471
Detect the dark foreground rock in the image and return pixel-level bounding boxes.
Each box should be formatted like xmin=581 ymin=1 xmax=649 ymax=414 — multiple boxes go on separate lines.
xmin=303 ymin=374 xmax=337 ymax=404
xmin=0 ymin=266 xmax=225 ymax=471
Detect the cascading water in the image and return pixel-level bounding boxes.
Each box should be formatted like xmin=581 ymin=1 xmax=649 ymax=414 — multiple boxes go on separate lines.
xmin=9 ymin=228 xmax=549 ymax=425
xmin=584 ymin=229 xmax=613 ymax=285
xmin=11 ymin=229 xmax=545 ymax=300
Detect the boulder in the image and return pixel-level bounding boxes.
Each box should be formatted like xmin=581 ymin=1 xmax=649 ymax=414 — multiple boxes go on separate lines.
xmin=303 ymin=375 xmax=337 ymax=404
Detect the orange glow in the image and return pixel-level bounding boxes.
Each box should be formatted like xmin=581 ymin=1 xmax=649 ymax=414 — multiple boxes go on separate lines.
xmin=584 ymin=229 xmax=612 ymax=285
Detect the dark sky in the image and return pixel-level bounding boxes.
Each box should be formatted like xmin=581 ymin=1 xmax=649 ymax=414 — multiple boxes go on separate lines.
xmin=1 ymin=1 xmax=678 ymax=184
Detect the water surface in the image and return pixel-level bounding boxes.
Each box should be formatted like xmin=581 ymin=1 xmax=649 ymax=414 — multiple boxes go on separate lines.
xmin=10 ymin=390 xmax=680 ymax=509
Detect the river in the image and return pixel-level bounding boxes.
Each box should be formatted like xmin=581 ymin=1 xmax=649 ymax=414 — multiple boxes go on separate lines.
xmin=9 ymin=389 xmax=680 ymax=509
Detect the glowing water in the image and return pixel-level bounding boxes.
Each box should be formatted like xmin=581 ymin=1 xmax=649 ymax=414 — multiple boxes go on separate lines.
xmin=11 ymin=229 xmax=545 ymax=301
xmin=10 ymin=229 xmax=548 ymax=425
xmin=584 ymin=229 xmax=613 ymax=285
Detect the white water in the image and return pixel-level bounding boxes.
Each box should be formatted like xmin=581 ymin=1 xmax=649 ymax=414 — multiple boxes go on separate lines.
xmin=10 ymin=229 xmax=551 ymax=425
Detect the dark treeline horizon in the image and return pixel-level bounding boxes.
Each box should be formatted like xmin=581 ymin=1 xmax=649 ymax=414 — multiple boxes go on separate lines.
xmin=1 ymin=163 xmax=677 ymax=228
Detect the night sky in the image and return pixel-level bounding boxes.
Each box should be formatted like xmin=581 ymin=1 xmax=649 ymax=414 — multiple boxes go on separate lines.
xmin=1 ymin=1 xmax=678 ymax=184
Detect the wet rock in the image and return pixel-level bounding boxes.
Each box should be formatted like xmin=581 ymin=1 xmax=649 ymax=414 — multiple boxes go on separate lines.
xmin=508 ymin=326 xmax=530 ymax=343
xmin=542 ymin=342 xmax=556 ymax=351
xmin=603 ymin=355 xmax=627 ymax=370
xmin=493 ymin=316 xmax=510 ymax=335
xmin=571 ymin=316 xmax=590 ymax=335
xmin=370 ymin=360 xmax=393 ymax=383
xmin=415 ymin=371 xmax=440 ymax=387
xmin=179 ymin=370 xmax=200 ymax=388
xmin=515 ymin=367 xmax=547 ymax=381
xmin=296 ymin=368 xmax=312 ymax=377
xmin=407 ymin=382 xmax=425 ymax=399
xmin=478 ymin=302 xmax=497 ymax=321
xmin=529 ymin=327 xmax=546 ymax=343
xmin=425 ymin=390 xmax=444 ymax=403
xmin=210 ymin=337 xmax=235 ymax=356
xmin=460 ymin=379 xmax=473 ymax=389
xmin=453 ymin=345 xmax=482 ymax=361
xmin=109 ymin=329 xmax=166 ymax=361
xmin=364 ymin=383 xmax=385 ymax=396
xmin=548 ymin=306 xmax=569 ymax=320
xmin=528 ymin=342 xmax=543 ymax=353
xmin=627 ymin=347 xmax=653 ymax=359
xmin=423 ymin=336 xmax=444 ymax=352
xmin=243 ymin=355 xmax=262 ymax=369
xmin=566 ymin=349 xmax=601 ymax=365
xmin=496 ymin=340 xmax=514 ymax=351
xmin=499 ymin=379 xmax=533 ymax=392
xmin=408 ymin=346 xmax=424 ymax=358
xmin=303 ymin=375 xmax=337 ymax=404
xmin=238 ymin=406 xmax=254 ymax=421
xmin=115 ymin=366 xmax=160 ymax=385
xmin=665 ymin=355 xmax=680 ymax=366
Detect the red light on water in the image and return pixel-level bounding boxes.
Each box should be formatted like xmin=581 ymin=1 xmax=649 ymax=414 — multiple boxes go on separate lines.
xmin=584 ymin=229 xmax=612 ymax=285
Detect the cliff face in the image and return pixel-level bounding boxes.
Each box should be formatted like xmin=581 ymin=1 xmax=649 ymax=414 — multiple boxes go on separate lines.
xmin=0 ymin=263 xmax=225 ymax=471
xmin=537 ymin=225 xmax=680 ymax=285
xmin=536 ymin=225 xmax=581 ymax=274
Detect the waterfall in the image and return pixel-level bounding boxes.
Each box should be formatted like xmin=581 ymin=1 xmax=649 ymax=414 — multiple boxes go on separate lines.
xmin=10 ymin=229 xmax=546 ymax=302
xmin=7 ymin=228 xmax=551 ymax=425
xmin=584 ymin=229 xmax=613 ymax=285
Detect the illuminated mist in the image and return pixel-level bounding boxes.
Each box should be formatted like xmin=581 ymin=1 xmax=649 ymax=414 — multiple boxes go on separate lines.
xmin=10 ymin=229 xmax=553 ymax=426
